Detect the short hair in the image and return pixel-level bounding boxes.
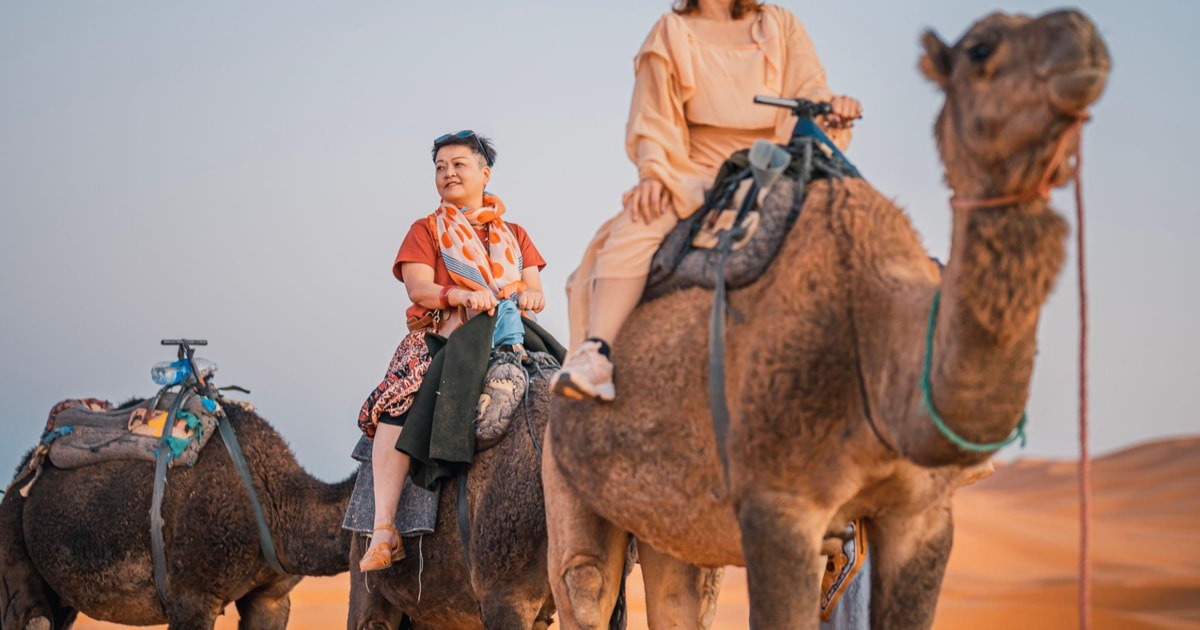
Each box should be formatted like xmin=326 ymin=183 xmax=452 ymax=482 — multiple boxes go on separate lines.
xmin=431 ymin=132 xmax=497 ymax=168
xmin=672 ymin=0 xmax=763 ymax=19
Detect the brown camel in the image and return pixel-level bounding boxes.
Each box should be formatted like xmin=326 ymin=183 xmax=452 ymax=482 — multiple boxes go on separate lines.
xmin=543 ymin=9 xmax=1110 ymax=630
xmin=0 ymin=401 xmax=356 ymax=630
xmin=347 ymin=355 xmax=557 ymax=630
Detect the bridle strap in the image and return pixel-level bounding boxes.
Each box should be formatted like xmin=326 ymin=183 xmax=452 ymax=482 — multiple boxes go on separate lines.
xmin=949 ymin=114 xmax=1089 ymax=212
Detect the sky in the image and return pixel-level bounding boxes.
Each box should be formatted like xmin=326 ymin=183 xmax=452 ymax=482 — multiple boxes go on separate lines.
xmin=1 ymin=1 xmax=1197 ymax=483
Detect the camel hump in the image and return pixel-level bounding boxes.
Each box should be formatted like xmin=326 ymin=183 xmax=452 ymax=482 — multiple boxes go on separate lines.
xmin=644 ymin=142 xmax=859 ymax=303
xmin=36 ymin=393 xmax=220 ymax=472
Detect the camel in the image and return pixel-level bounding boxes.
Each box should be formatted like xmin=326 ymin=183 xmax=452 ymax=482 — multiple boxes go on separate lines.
xmin=0 ymin=400 xmax=356 ymax=630
xmin=543 ymin=8 xmax=1110 ymax=629
xmin=347 ymin=354 xmax=558 ymax=630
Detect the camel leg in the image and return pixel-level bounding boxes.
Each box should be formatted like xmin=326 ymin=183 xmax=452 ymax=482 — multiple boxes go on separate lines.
xmin=638 ymin=542 xmax=705 ymax=630
xmin=165 ymin=596 xmax=221 ymax=630
xmin=867 ymin=498 xmax=953 ymax=630
xmin=543 ymin=428 xmax=627 ymax=630
xmin=479 ymin=592 xmax=543 ymax=630
xmin=235 ymin=577 xmax=301 ymax=630
xmin=737 ymin=491 xmax=832 ymax=629
xmin=347 ymin=536 xmax=405 ymax=630
xmin=1 ymin=490 xmax=77 ymax=630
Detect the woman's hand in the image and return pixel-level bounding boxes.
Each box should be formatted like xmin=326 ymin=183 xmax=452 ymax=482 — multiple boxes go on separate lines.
xmin=452 ymin=288 xmax=498 ymax=316
xmin=622 ymin=177 xmax=673 ymax=223
xmin=518 ymin=289 xmax=545 ymax=313
xmin=823 ymin=95 xmax=863 ymax=128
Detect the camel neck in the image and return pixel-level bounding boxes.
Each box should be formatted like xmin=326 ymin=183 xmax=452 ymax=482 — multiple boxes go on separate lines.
xmin=912 ymin=200 xmax=1067 ymax=465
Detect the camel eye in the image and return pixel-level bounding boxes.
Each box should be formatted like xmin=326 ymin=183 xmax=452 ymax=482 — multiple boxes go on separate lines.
xmin=966 ymin=42 xmax=994 ymax=63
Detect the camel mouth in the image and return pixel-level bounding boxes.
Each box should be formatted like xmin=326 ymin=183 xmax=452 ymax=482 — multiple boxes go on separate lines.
xmin=1049 ymin=67 xmax=1109 ymax=115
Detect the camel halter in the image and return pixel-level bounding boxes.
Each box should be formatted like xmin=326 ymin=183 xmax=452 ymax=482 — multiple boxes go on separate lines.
xmin=948 ymin=113 xmax=1089 ymax=212
xmin=941 ymin=110 xmax=1095 ymax=630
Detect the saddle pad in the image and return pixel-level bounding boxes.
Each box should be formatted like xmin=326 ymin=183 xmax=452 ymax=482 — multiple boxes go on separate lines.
xmin=342 ymin=435 xmax=440 ymax=537
xmin=644 ymin=174 xmax=805 ymax=303
xmin=45 ymin=393 xmax=218 ymax=469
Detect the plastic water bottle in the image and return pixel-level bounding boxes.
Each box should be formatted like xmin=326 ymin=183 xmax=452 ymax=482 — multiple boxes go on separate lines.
xmin=151 ymin=358 xmax=217 ymax=386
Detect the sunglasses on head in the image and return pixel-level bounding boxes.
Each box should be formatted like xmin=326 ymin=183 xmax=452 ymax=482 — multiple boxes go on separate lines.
xmin=434 ymin=129 xmax=493 ymax=167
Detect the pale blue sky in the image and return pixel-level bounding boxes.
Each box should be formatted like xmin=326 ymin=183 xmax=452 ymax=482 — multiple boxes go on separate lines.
xmin=2 ymin=1 xmax=1196 ymax=481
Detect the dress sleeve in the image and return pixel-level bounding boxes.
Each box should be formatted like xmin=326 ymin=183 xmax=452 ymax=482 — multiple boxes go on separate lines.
xmin=393 ymin=219 xmax=438 ymax=282
xmin=772 ymin=7 xmax=853 ymax=151
xmin=624 ymin=16 xmax=708 ymax=216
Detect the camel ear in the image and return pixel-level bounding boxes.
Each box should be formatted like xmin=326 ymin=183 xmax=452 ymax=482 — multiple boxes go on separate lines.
xmin=920 ymin=30 xmax=951 ymax=88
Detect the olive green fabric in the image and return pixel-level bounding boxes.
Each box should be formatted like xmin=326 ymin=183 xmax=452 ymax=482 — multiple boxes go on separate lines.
xmin=396 ymin=314 xmax=565 ymax=490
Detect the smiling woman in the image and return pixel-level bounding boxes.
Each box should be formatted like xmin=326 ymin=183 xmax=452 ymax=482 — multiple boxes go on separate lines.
xmin=353 ymin=130 xmax=549 ymax=573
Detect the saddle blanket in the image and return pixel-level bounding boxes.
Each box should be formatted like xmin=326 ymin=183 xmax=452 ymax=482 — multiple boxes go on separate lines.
xmin=821 ymin=519 xmax=871 ymax=629
xmin=342 ymin=435 xmax=439 ymax=537
xmin=42 ymin=393 xmax=218 ymax=469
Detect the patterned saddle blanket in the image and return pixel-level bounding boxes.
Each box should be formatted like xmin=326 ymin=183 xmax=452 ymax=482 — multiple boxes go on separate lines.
xmin=644 ymin=137 xmax=859 ymax=303
xmin=40 ymin=393 xmax=219 ymax=469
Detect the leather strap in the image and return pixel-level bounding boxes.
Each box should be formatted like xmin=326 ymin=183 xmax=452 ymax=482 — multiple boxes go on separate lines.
xmin=217 ymin=411 xmax=288 ymax=576
xmin=150 ymin=391 xmax=187 ymax=611
xmin=708 ymin=229 xmax=741 ymax=486
xmin=456 ymin=470 xmax=472 ymax=574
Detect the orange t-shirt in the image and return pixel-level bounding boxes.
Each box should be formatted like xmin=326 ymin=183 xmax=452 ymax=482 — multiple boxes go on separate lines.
xmin=393 ymin=218 xmax=546 ymax=320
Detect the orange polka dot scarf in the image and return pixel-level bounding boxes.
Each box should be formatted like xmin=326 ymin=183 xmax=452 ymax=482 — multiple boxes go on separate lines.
xmin=429 ymin=193 xmax=526 ymax=299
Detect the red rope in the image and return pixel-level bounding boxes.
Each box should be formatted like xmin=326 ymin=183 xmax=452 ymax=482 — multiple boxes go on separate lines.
xmin=1073 ymin=136 xmax=1092 ymax=630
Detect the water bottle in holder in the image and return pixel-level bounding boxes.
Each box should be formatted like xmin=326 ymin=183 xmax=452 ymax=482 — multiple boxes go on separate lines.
xmin=151 ymin=357 xmax=217 ymax=387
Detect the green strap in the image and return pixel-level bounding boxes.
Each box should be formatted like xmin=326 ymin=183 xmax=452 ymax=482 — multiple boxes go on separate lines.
xmin=922 ymin=290 xmax=1027 ymax=453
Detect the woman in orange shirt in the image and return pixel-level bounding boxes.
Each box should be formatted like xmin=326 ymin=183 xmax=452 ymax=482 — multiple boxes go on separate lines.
xmin=356 ymin=131 xmax=546 ymax=572
xmin=554 ymin=0 xmax=861 ymax=401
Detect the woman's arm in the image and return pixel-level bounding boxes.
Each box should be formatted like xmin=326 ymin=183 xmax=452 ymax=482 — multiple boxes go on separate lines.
xmin=624 ymin=20 xmax=705 ymax=221
xmin=774 ymin=8 xmax=857 ymax=151
xmin=517 ymin=266 xmax=545 ymax=313
xmin=400 ymin=262 xmax=497 ymax=316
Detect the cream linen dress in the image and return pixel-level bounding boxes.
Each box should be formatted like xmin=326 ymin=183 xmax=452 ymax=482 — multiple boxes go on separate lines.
xmin=567 ymin=4 xmax=853 ymax=346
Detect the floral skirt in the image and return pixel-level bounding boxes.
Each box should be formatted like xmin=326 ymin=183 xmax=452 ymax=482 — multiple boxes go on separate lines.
xmin=357 ymin=329 xmax=433 ymax=439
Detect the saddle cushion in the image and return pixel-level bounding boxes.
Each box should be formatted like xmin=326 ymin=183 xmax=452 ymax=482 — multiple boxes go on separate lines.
xmin=343 ymin=434 xmax=440 ymax=537
xmin=43 ymin=393 xmax=218 ymax=469
xmin=644 ymin=175 xmax=804 ymax=302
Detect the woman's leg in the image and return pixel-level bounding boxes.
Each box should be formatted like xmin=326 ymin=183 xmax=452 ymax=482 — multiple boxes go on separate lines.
xmin=555 ymin=209 xmax=677 ymax=401
xmin=361 ymin=422 xmax=410 ymax=571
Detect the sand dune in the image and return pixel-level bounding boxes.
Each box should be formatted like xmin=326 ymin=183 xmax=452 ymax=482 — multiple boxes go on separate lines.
xmin=74 ymin=436 xmax=1200 ymax=629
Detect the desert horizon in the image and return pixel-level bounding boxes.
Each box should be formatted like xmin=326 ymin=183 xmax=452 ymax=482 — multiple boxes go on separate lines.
xmin=71 ymin=434 xmax=1200 ymax=629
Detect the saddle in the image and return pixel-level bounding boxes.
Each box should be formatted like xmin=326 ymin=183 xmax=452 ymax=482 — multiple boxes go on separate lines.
xmin=41 ymin=393 xmax=218 ymax=470
xmin=644 ymin=139 xmax=855 ymax=303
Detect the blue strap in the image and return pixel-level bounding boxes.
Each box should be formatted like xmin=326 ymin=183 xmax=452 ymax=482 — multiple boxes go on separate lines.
xmin=796 ymin=118 xmax=861 ymax=178
xmin=921 ymin=290 xmax=1027 ymax=453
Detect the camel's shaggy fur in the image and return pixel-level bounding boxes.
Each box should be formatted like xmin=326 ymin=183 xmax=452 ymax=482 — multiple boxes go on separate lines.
xmin=0 ymin=402 xmax=355 ymax=630
xmin=347 ymin=368 xmax=556 ymax=630
xmin=544 ymin=9 xmax=1110 ymax=630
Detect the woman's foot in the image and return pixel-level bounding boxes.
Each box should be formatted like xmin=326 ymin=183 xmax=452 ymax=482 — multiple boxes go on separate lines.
xmin=359 ymin=524 xmax=405 ymax=572
xmin=552 ymin=339 xmax=615 ymax=401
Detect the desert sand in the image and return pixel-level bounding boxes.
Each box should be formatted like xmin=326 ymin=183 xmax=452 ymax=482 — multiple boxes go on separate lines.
xmin=74 ymin=436 xmax=1200 ymax=629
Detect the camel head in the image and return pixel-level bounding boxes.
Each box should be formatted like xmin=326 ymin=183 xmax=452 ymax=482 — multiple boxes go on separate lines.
xmin=920 ymin=10 xmax=1111 ymax=201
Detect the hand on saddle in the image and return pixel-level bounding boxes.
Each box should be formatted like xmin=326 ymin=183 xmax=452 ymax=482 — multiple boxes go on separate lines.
xmin=820 ymin=95 xmax=863 ymax=129
xmin=622 ymin=177 xmax=674 ymax=224
xmin=453 ymin=287 xmax=498 ymax=316
xmin=517 ymin=289 xmax=544 ymax=313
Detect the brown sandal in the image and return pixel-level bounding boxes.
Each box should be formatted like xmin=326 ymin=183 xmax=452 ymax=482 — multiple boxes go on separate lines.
xmin=359 ymin=524 xmax=405 ymax=572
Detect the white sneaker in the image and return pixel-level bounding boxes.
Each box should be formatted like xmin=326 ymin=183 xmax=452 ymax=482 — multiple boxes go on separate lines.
xmin=552 ymin=340 xmax=616 ymax=402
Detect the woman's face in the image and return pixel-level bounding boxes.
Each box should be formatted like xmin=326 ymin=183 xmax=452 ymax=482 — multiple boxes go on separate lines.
xmin=434 ymin=144 xmax=490 ymax=207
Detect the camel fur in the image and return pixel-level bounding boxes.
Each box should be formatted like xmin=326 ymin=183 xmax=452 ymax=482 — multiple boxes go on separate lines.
xmin=543 ymin=9 xmax=1110 ymax=630
xmin=0 ymin=401 xmax=355 ymax=630
xmin=347 ymin=361 xmax=556 ymax=630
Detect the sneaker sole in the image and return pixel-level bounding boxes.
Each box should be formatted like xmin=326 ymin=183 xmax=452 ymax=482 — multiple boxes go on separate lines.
xmin=553 ymin=373 xmax=615 ymax=402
